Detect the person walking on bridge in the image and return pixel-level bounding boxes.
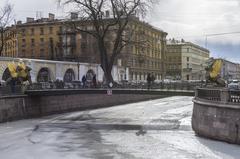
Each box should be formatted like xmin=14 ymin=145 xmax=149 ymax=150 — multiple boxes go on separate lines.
xmin=147 ymin=73 xmax=151 ymax=90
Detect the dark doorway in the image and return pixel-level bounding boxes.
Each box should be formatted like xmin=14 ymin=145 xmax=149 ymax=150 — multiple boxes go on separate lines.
xmin=64 ymin=69 xmax=75 ymax=82
xmin=37 ymin=68 xmax=51 ymax=82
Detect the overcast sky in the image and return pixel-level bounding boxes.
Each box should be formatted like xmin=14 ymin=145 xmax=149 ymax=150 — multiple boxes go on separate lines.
xmin=1 ymin=0 xmax=240 ymax=63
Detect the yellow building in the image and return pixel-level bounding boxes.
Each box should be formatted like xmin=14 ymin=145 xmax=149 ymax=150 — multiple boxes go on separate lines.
xmin=75 ymin=16 xmax=168 ymax=81
xmin=2 ymin=13 xmax=81 ymax=60
xmin=2 ymin=14 xmax=167 ymax=82
xmin=122 ymin=17 xmax=167 ymax=81
xmin=166 ymin=40 xmax=210 ymax=81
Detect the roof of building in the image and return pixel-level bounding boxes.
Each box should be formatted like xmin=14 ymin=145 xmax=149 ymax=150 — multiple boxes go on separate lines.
xmin=9 ymin=14 xmax=167 ymax=35
xmin=167 ymin=40 xmax=209 ymax=53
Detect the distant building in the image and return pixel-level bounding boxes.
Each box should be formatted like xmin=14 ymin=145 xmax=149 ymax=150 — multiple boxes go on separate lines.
xmin=220 ymin=59 xmax=240 ymax=81
xmin=2 ymin=13 xmax=80 ymax=61
xmin=166 ymin=40 xmax=210 ymax=80
xmin=2 ymin=13 xmax=168 ymax=82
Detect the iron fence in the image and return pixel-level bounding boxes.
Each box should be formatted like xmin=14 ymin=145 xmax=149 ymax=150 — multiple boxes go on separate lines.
xmin=197 ymin=88 xmax=221 ymax=101
xmin=196 ymin=88 xmax=240 ymax=105
xmin=0 ymin=81 xmax=203 ymax=96
xmin=229 ymin=90 xmax=240 ymax=104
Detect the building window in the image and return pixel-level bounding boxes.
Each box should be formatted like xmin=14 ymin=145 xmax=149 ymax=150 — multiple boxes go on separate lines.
xmin=187 ymin=57 xmax=189 ymax=62
xmin=59 ymin=26 xmax=63 ymax=33
xmin=22 ymin=49 xmax=26 ymax=55
xmin=49 ymin=27 xmax=53 ymax=34
xmin=40 ymin=49 xmax=45 ymax=57
xmin=21 ymin=29 xmax=26 ymax=36
xmin=31 ymin=49 xmax=34 ymax=58
xmin=22 ymin=39 xmax=26 ymax=47
xmin=40 ymin=38 xmax=44 ymax=45
xmin=31 ymin=28 xmax=34 ymax=35
xmin=40 ymin=27 xmax=44 ymax=35
xmin=31 ymin=39 xmax=35 ymax=46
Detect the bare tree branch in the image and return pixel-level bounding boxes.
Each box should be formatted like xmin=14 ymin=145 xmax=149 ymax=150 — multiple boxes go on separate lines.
xmin=59 ymin=0 xmax=154 ymax=84
xmin=0 ymin=2 xmax=13 ymax=56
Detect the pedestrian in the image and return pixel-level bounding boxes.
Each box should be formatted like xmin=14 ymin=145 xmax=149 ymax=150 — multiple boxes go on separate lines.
xmin=151 ymin=73 xmax=155 ymax=88
xmin=92 ymin=74 xmax=97 ymax=88
xmin=82 ymin=75 xmax=86 ymax=88
xmin=147 ymin=73 xmax=151 ymax=90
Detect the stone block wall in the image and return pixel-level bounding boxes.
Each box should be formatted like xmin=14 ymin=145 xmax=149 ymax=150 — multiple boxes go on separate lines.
xmin=0 ymin=96 xmax=27 ymax=122
xmin=0 ymin=92 xmax=163 ymax=123
xmin=192 ymin=100 xmax=240 ymax=144
xmin=27 ymin=94 xmax=162 ymax=116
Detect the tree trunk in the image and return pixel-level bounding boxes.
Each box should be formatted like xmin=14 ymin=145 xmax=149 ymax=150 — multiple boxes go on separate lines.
xmin=101 ymin=62 xmax=114 ymax=87
xmin=98 ymin=37 xmax=115 ymax=86
xmin=0 ymin=28 xmax=4 ymax=56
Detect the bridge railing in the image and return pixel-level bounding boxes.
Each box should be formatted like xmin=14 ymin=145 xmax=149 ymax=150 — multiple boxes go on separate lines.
xmin=197 ymin=88 xmax=221 ymax=101
xmin=229 ymin=90 xmax=240 ymax=104
xmin=195 ymin=88 xmax=240 ymax=105
xmin=1 ymin=81 xmax=201 ymax=96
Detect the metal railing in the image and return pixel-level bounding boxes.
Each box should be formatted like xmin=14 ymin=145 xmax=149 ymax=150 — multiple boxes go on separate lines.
xmin=229 ymin=90 xmax=240 ymax=104
xmin=196 ymin=88 xmax=240 ymax=105
xmin=0 ymin=81 xmax=202 ymax=96
xmin=197 ymin=88 xmax=221 ymax=101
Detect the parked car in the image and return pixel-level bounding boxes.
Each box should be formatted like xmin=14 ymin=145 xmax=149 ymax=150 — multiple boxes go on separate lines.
xmin=228 ymin=80 xmax=240 ymax=90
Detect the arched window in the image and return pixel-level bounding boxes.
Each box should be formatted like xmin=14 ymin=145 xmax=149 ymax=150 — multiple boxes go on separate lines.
xmin=86 ymin=69 xmax=95 ymax=82
xmin=37 ymin=68 xmax=50 ymax=82
xmin=64 ymin=69 xmax=75 ymax=82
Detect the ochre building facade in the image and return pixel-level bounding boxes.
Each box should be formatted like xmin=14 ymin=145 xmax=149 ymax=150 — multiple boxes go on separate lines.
xmin=2 ymin=14 xmax=167 ymax=82
xmin=166 ymin=40 xmax=209 ymax=81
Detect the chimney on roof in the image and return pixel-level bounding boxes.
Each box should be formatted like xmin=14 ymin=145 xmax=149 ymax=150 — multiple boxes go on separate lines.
xmin=41 ymin=18 xmax=49 ymax=22
xmin=70 ymin=12 xmax=78 ymax=19
xmin=17 ymin=21 xmax=22 ymax=25
xmin=26 ymin=17 xmax=34 ymax=23
xmin=49 ymin=13 xmax=55 ymax=21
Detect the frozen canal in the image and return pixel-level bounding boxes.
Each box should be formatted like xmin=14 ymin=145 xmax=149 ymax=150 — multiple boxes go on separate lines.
xmin=1 ymin=96 xmax=240 ymax=159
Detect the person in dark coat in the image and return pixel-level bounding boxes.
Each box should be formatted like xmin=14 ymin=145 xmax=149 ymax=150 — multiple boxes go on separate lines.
xmin=151 ymin=73 xmax=155 ymax=88
xmin=82 ymin=75 xmax=86 ymax=88
xmin=92 ymin=74 xmax=97 ymax=88
xmin=147 ymin=73 xmax=151 ymax=90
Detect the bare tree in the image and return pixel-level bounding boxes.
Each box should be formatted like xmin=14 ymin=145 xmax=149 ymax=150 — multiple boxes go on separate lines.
xmin=59 ymin=0 xmax=154 ymax=85
xmin=0 ymin=2 xmax=13 ymax=56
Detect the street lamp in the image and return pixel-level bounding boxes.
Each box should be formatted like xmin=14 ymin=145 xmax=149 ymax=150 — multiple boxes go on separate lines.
xmin=77 ymin=61 xmax=80 ymax=81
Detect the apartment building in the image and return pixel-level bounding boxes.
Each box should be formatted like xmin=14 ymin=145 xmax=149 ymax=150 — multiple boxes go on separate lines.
xmin=220 ymin=59 xmax=240 ymax=81
xmin=166 ymin=40 xmax=210 ymax=80
xmin=2 ymin=13 xmax=167 ymax=82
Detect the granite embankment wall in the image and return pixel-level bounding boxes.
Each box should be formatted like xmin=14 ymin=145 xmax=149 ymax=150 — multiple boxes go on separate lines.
xmin=192 ymin=88 xmax=240 ymax=144
xmin=0 ymin=89 xmax=194 ymax=123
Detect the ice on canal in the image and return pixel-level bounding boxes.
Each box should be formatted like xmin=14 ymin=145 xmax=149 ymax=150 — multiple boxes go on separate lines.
xmin=1 ymin=96 xmax=240 ymax=159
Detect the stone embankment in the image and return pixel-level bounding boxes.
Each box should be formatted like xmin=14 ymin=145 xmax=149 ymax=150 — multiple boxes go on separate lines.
xmin=0 ymin=89 xmax=194 ymax=123
xmin=192 ymin=88 xmax=240 ymax=144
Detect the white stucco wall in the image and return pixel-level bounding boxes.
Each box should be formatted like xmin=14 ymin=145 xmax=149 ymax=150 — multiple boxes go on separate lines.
xmin=0 ymin=57 xmax=127 ymax=83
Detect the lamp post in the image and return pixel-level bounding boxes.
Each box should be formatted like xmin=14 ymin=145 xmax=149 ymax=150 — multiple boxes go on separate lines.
xmin=77 ymin=61 xmax=80 ymax=81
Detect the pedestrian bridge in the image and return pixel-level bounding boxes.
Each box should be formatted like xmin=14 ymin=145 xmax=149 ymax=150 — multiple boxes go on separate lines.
xmin=0 ymin=57 xmax=126 ymax=83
